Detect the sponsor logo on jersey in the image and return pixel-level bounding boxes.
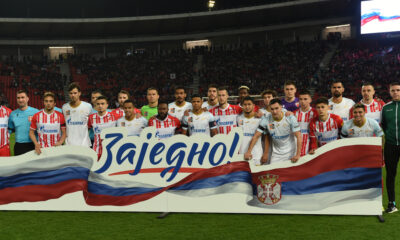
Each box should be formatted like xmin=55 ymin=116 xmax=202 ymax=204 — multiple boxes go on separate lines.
xmin=257 ymin=174 xmax=281 ymax=205
xmin=39 ymin=125 xmax=59 ymax=134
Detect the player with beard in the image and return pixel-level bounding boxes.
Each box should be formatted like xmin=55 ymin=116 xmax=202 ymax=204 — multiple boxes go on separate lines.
xmin=116 ymin=100 xmax=147 ymax=137
xmin=149 ymin=101 xmax=181 ymax=140
xmin=62 ymin=82 xmax=93 ymax=147
xmin=141 ymin=87 xmax=159 ymax=120
xmin=209 ymin=86 xmax=242 ymax=135
xmin=237 ymin=85 xmax=260 ymax=112
xmin=238 ymin=97 xmax=263 ymax=165
xmin=182 ymin=94 xmax=217 ymax=137
xmin=281 ymin=81 xmax=299 ymax=112
xmin=328 ymin=80 xmax=355 ymax=121
xmin=168 ymin=86 xmax=192 ymax=122
xmin=202 ymin=84 xmax=219 ymax=110
xmin=29 ymin=92 xmax=66 ymax=155
xmin=349 ymin=82 xmax=384 ymax=123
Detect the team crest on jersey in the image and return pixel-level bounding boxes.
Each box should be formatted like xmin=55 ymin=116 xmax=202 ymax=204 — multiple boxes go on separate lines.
xmin=120 ymin=122 xmax=125 ymax=127
xmin=257 ymin=174 xmax=281 ymax=205
xmin=188 ymin=117 xmax=193 ymax=123
xmin=295 ymin=102 xmax=300 ymax=107
xmin=170 ymin=108 xmax=175 ymax=113
xmin=329 ymin=105 xmax=333 ymax=110
xmin=144 ymin=112 xmax=148 ymax=117
xmin=348 ymin=128 xmax=354 ymax=136
xmin=66 ymin=110 xmax=70 ymax=116
xmin=269 ymin=123 xmax=275 ymax=130
xmin=239 ymin=120 xmax=243 ymax=126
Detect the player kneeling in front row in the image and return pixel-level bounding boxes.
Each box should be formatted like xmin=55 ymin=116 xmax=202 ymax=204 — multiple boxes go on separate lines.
xmin=246 ymin=99 xmax=302 ymax=164
xmin=182 ymin=94 xmax=217 ymax=137
xmin=116 ymin=100 xmax=148 ymax=137
xmin=29 ymin=92 xmax=66 ymax=155
xmin=341 ymin=103 xmax=383 ymax=138
xmin=238 ymin=97 xmax=263 ymax=165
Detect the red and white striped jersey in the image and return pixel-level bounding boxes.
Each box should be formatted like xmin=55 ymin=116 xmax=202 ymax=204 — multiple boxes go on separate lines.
xmin=112 ymin=108 xmax=141 ymax=118
xmin=293 ymin=107 xmax=318 ymax=156
xmin=309 ymin=113 xmax=343 ymax=150
xmin=88 ymin=112 xmax=120 ymax=155
xmin=349 ymin=99 xmax=385 ymax=123
xmin=209 ymin=104 xmax=242 ymax=134
xmin=148 ymin=115 xmax=181 ymax=140
xmin=0 ymin=106 xmax=12 ymax=148
xmin=30 ymin=110 xmax=66 ymax=148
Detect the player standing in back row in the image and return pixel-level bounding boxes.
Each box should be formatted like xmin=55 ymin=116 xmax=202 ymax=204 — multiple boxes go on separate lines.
xmin=328 ymin=80 xmax=355 ymax=121
xmin=62 ymin=82 xmax=93 ymax=147
xmin=209 ymin=86 xmax=242 ymax=135
xmin=168 ymin=86 xmax=192 ymax=122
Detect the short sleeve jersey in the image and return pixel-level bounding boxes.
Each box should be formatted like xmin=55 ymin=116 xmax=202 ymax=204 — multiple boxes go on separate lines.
xmin=341 ymin=117 xmax=383 ymax=138
xmin=30 ymin=110 xmax=66 ymax=148
xmin=62 ymin=101 xmax=93 ymax=147
xmin=181 ymin=111 xmax=217 ymax=136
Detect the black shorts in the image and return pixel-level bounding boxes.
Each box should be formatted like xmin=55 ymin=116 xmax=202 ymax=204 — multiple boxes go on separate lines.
xmin=14 ymin=142 xmax=35 ymax=156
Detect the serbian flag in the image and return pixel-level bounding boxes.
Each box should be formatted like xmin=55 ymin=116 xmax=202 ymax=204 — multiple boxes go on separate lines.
xmin=248 ymin=138 xmax=382 ymax=212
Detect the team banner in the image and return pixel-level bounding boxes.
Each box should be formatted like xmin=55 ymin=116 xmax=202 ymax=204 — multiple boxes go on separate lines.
xmin=0 ymin=127 xmax=382 ymax=215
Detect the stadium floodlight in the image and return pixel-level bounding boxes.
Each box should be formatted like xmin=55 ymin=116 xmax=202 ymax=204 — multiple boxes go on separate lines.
xmin=208 ymin=0 xmax=215 ymax=11
xmin=49 ymin=46 xmax=74 ymax=49
xmin=325 ymin=24 xmax=350 ymax=29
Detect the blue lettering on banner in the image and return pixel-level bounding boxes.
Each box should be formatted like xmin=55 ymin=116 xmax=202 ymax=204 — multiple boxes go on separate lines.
xmin=95 ymin=128 xmax=242 ymax=182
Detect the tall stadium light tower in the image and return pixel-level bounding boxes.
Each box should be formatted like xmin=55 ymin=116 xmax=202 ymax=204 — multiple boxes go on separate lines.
xmin=208 ymin=0 xmax=215 ymax=11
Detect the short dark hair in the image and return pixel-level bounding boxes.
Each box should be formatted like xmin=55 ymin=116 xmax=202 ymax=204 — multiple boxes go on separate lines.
xmin=147 ymin=87 xmax=159 ymax=94
xmin=118 ymin=90 xmax=130 ymax=98
xmin=362 ymin=82 xmax=374 ymax=88
xmin=390 ymin=82 xmax=400 ymax=87
xmin=208 ymin=84 xmax=218 ymax=90
xmin=96 ymin=95 xmax=108 ymax=103
xmin=269 ymin=98 xmax=282 ymax=106
xmin=123 ymin=99 xmax=135 ymax=107
xmin=191 ymin=94 xmax=202 ymax=100
xmin=284 ymin=81 xmax=296 ymax=88
xmin=331 ymin=80 xmax=344 ymax=88
xmin=261 ymin=89 xmax=277 ymax=98
xmin=91 ymin=89 xmax=103 ymax=96
xmin=68 ymin=82 xmax=81 ymax=92
xmin=352 ymin=103 xmax=365 ymax=111
xmin=158 ymin=99 xmax=169 ymax=106
xmin=175 ymin=86 xmax=185 ymax=92
xmin=315 ymin=97 xmax=329 ymax=106
xmin=218 ymin=86 xmax=229 ymax=95
xmin=241 ymin=96 xmax=254 ymax=104
xmin=298 ymin=89 xmax=312 ymax=97
xmin=17 ymin=89 xmax=28 ymax=96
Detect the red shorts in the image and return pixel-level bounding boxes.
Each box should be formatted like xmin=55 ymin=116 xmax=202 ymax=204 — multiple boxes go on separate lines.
xmin=0 ymin=145 xmax=10 ymax=157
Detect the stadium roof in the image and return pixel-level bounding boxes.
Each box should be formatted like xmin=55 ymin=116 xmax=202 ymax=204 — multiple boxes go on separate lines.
xmin=0 ymin=0 xmax=355 ymax=45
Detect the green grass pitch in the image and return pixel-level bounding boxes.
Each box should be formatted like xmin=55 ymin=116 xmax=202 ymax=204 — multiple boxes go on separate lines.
xmin=2 ymin=133 xmax=400 ymax=239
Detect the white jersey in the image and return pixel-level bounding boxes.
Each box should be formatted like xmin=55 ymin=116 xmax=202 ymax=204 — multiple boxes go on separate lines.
xmin=181 ymin=111 xmax=217 ymax=136
xmin=202 ymin=101 xmax=219 ymax=111
xmin=350 ymin=99 xmax=385 ymax=123
xmin=328 ymin=97 xmax=355 ymax=121
xmin=62 ymin=101 xmax=93 ymax=147
xmin=257 ymin=114 xmax=300 ymax=164
xmin=168 ymin=102 xmax=193 ymax=121
xmin=237 ymin=114 xmax=263 ymax=165
xmin=341 ymin=118 xmax=383 ymax=138
xmin=116 ymin=115 xmax=148 ymax=137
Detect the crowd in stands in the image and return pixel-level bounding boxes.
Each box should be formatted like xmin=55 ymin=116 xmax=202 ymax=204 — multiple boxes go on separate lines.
xmin=199 ymin=41 xmax=327 ymax=97
xmin=318 ymin=39 xmax=400 ymax=102
xmin=0 ymin=58 xmax=65 ymax=109
xmin=1 ymin=39 xmax=400 ymax=109
xmin=69 ymin=50 xmax=195 ymax=108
